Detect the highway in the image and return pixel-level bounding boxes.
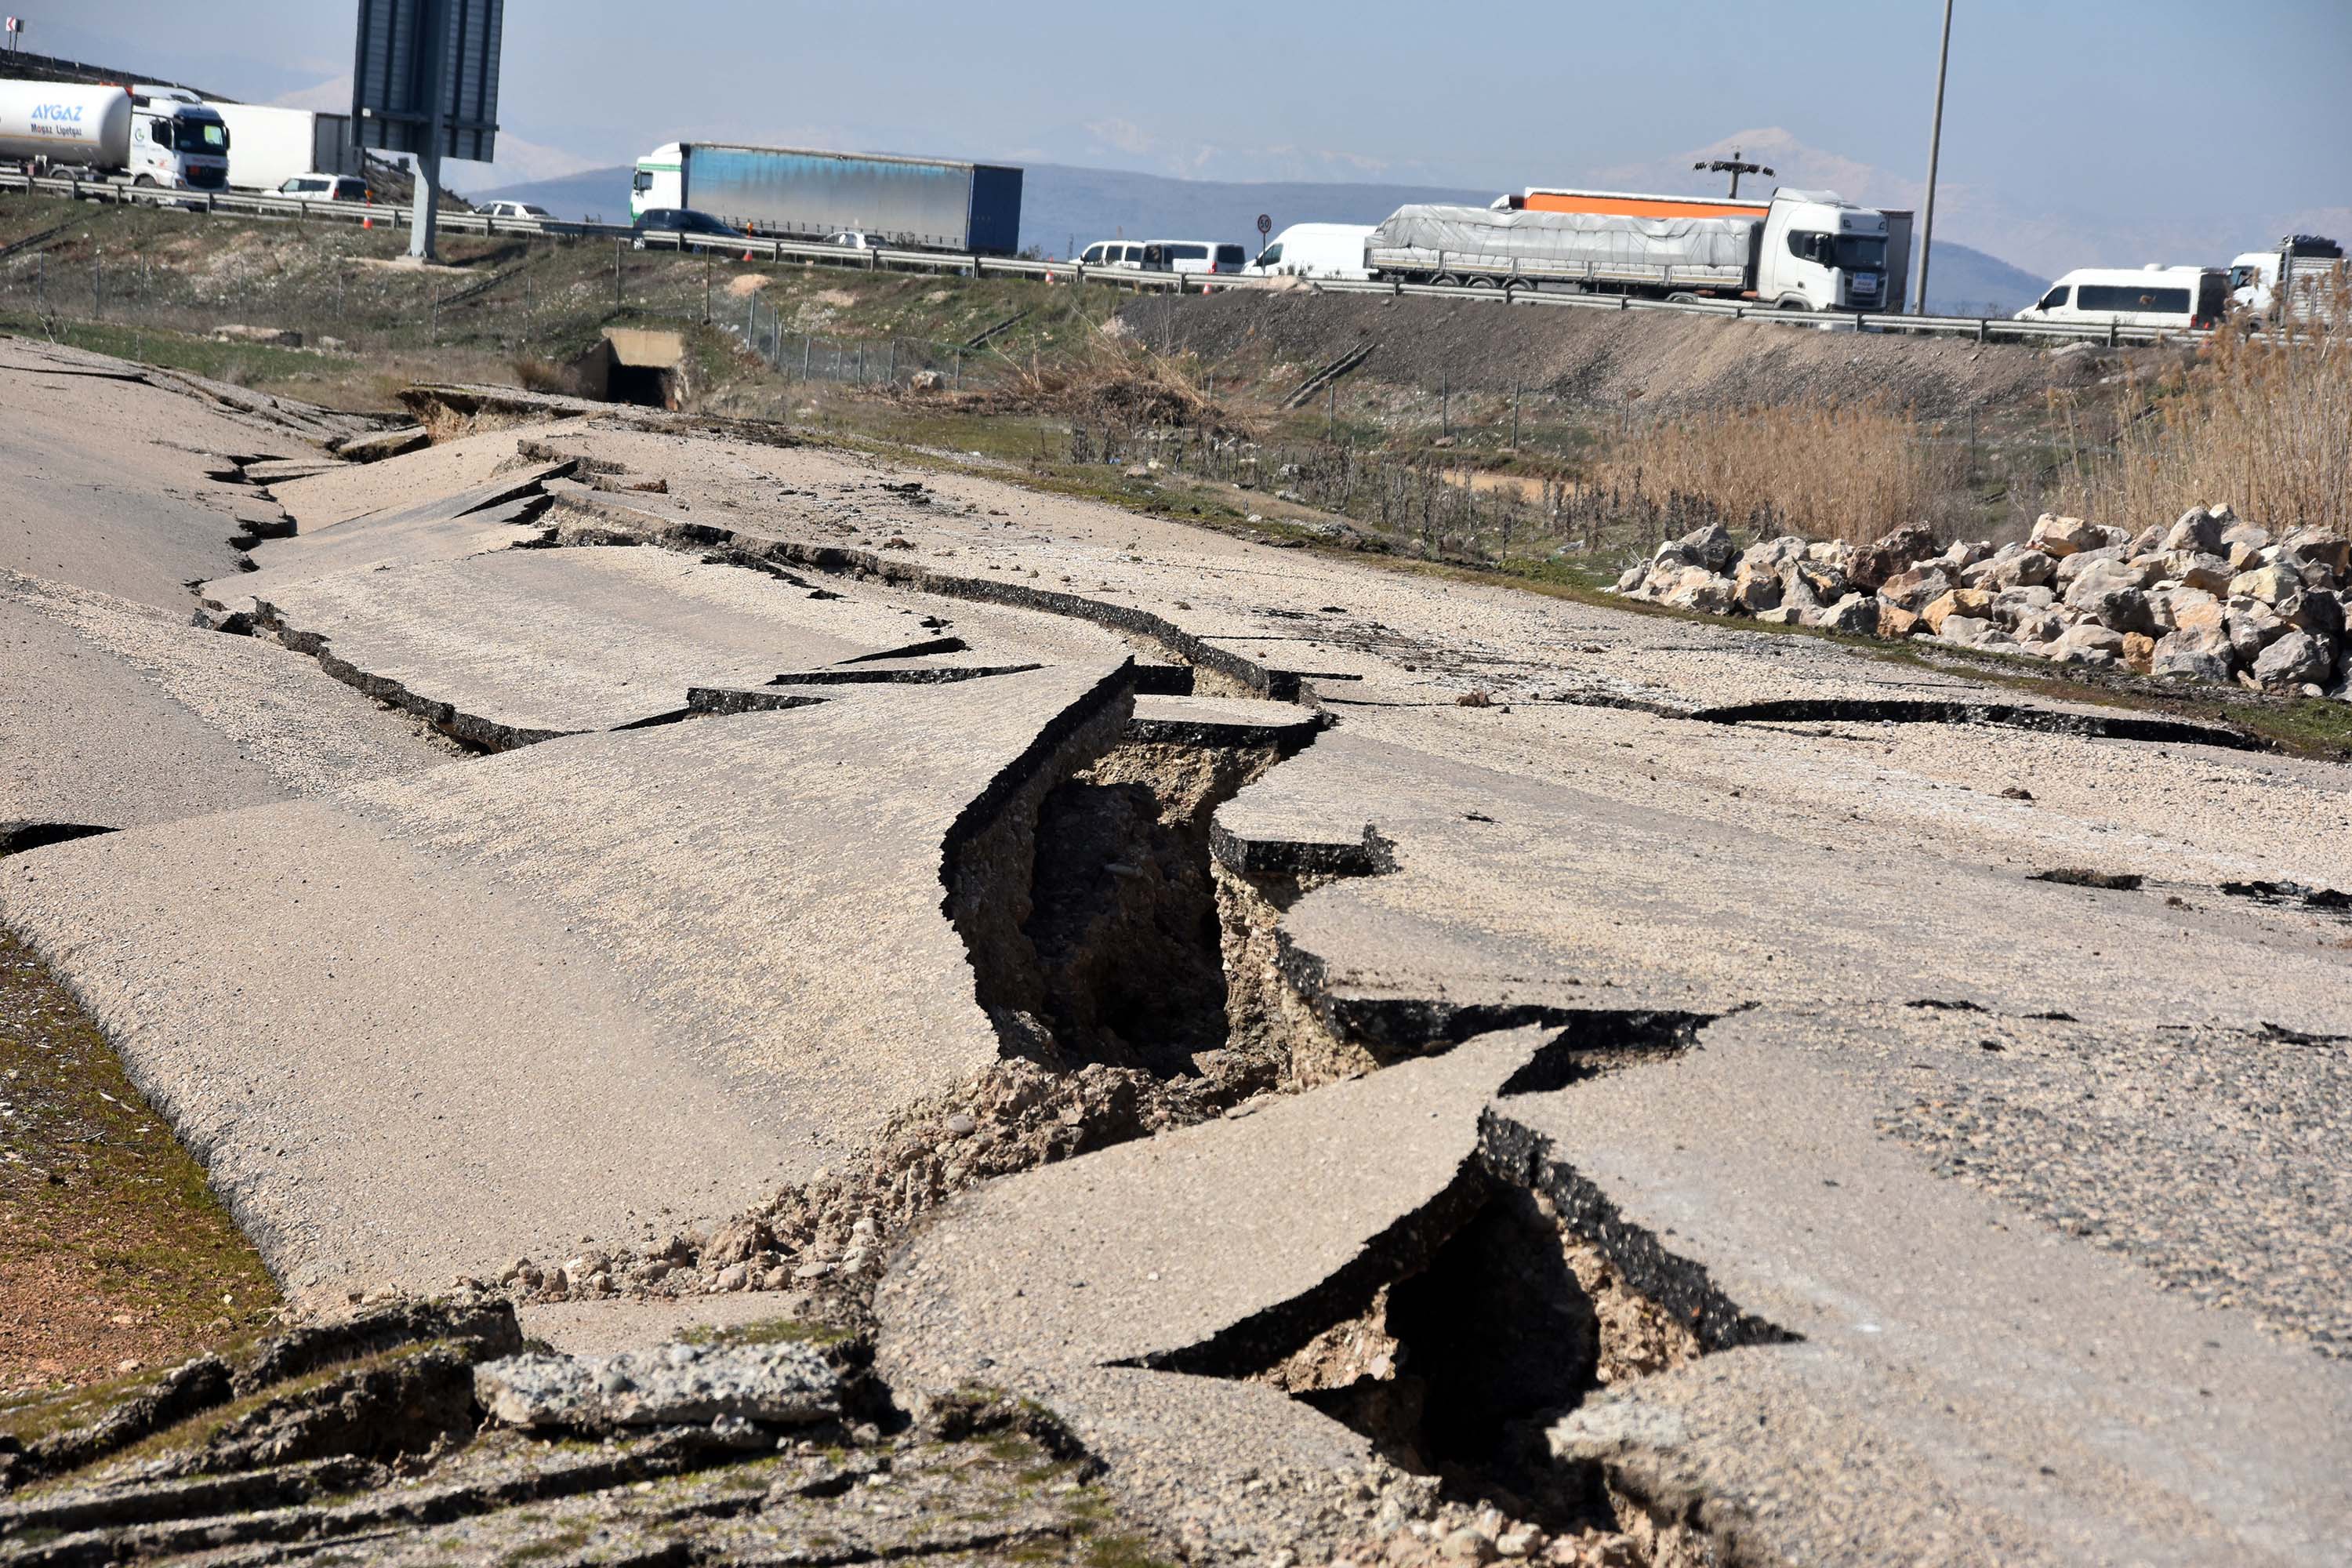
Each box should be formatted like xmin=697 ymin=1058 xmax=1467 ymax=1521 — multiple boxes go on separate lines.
xmin=0 ymin=167 xmax=2209 ymax=350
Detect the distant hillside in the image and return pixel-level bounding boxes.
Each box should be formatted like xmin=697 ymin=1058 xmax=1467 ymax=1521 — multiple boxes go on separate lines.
xmin=470 ymin=162 xmax=2046 ymax=315
xmin=1917 ymin=244 xmax=2046 ymax=318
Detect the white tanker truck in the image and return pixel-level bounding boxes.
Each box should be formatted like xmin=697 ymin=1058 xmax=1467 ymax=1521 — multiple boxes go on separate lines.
xmin=0 ymin=79 xmax=230 ymax=191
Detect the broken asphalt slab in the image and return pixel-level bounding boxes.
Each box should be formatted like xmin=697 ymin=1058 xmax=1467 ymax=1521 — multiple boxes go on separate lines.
xmin=195 ymin=458 xmax=575 ymax=621
xmin=1211 ymin=727 xmax=2352 ymax=1043
xmin=878 ymin=1004 xmax=2351 ymax=1566
xmin=0 ymin=339 xmax=348 ymax=609
xmin=247 ymin=544 xmax=1008 ymax=741
xmin=1510 ymin=1007 xmax=2352 ymax=1566
xmin=1 ymin=568 xmax=453 ymax=833
xmin=878 ymin=1029 xmax=1554 ymax=1563
xmin=1 ymin=661 xmax=1132 ymax=1299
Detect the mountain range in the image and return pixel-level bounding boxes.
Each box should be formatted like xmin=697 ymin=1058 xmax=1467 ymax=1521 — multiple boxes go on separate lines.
xmin=473 ymin=161 xmax=2048 ymax=317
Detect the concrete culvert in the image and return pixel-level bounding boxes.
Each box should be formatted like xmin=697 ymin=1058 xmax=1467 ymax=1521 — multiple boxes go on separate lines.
xmin=570 ymin=328 xmax=689 ymax=409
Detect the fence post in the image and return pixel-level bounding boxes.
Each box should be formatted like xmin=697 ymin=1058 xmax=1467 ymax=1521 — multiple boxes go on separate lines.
xmin=1441 ymin=372 xmax=1449 ymax=438
xmin=888 ymin=340 xmax=896 ymax=382
xmin=804 ymin=335 xmax=811 ymax=375
xmin=614 ymin=241 xmax=622 ymax=312
xmin=954 ymin=347 xmax=962 ymax=388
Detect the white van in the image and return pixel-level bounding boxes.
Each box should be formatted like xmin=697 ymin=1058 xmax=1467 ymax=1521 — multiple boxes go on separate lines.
xmin=2014 ymin=265 xmax=2226 ymax=331
xmin=1142 ymin=240 xmax=1248 ymax=276
xmin=1079 ymin=241 xmax=1149 ymax=267
xmin=1245 ymin=223 xmax=1374 ymax=281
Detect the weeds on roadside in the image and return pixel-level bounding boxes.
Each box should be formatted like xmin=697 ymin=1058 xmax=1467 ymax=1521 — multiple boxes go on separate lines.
xmin=2054 ymin=274 xmax=2350 ymax=536
xmin=1588 ymin=397 xmax=1962 ymax=545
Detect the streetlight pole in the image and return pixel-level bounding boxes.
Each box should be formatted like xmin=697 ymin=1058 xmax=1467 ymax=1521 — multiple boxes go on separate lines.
xmin=1915 ymin=0 xmax=1955 ymax=314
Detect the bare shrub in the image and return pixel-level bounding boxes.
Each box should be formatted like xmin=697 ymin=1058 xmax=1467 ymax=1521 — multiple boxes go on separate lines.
xmin=999 ymin=331 xmax=1248 ymax=439
xmin=510 ymin=355 xmax=572 ymax=395
xmin=1591 ymin=398 xmax=1962 ymax=544
xmin=2056 ymin=274 xmax=2350 ymax=537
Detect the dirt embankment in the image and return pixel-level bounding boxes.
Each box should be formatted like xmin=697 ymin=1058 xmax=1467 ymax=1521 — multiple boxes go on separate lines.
xmin=1141 ymin=290 xmax=2168 ymax=422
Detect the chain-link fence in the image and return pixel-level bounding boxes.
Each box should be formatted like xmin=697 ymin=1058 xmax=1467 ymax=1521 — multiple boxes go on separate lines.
xmin=1065 ymin=383 xmax=2113 ymax=573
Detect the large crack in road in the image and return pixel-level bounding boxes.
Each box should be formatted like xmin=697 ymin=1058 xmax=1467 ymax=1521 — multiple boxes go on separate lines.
xmin=6 ymin=373 xmax=2348 ymax=1568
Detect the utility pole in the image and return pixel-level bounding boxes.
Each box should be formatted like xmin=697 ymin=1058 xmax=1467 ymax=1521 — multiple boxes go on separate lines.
xmin=1693 ymin=149 xmax=1773 ymax=200
xmin=1916 ymin=0 xmax=1955 ymax=314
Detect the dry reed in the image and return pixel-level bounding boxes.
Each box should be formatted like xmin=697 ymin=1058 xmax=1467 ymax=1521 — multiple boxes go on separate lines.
xmin=996 ymin=325 xmax=1246 ymax=439
xmin=2056 ymin=274 xmax=2350 ymax=538
xmin=1591 ymin=398 xmax=1959 ymax=546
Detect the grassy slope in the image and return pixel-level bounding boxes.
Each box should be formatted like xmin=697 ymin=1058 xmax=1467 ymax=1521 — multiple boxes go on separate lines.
xmin=0 ymin=928 xmax=282 ymax=1400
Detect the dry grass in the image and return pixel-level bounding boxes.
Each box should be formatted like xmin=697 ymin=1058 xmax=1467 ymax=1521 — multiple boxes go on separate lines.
xmin=2056 ymin=278 xmax=2350 ymax=538
xmin=991 ymin=327 xmax=1250 ymax=440
xmin=510 ymin=355 xmax=573 ymax=395
xmin=1591 ymin=398 xmax=1962 ymax=545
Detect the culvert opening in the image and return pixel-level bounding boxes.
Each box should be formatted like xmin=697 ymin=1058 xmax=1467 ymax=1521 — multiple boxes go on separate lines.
xmin=568 ymin=328 xmax=689 ymax=409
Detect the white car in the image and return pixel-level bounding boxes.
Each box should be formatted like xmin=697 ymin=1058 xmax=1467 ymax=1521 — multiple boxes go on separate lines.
xmin=826 ymin=231 xmax=883 ymax=251
xmin=276 ymin=173 xmax=369 ymax=202
xmin=481 ymin=200 xmax=554 ymax=223
xmin=1079 ymin=241 xmax=1149 ymax=267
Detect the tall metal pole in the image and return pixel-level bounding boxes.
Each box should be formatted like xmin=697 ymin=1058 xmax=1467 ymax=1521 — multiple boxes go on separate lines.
xmin=406 ymin=2 xmax=450 ymax=263
xmin=1915 ymin=0 xmax=1955 ymax=315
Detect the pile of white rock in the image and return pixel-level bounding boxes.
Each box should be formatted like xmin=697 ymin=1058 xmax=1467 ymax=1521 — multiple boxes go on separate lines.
xmin=1612 ymin=506 xmax=2352 ymax=700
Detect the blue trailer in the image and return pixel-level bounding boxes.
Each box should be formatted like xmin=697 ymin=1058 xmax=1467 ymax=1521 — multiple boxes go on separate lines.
xmin=631 ymin=141 xmax=1022 ymax=256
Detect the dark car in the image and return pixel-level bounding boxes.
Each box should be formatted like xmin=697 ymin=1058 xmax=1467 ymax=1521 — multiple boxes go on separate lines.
xmin=630 ymin=208 xmax=744 ymax=249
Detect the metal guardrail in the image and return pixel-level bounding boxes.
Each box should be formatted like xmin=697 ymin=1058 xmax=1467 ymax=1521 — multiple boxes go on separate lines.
xmin=0 ymin=166 xmax=2217 ymax=347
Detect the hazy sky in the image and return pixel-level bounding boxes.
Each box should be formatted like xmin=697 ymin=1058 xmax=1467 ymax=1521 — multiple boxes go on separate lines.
xmin=31 ymin=2 xmax=2352 ymax=269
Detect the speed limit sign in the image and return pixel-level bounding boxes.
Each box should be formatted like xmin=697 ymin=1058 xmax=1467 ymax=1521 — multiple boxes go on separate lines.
xmin=1257 ymin=213 xmax=1272 ymax=238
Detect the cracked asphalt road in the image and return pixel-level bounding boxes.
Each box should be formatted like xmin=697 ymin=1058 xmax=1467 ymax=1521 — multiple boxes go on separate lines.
xmin=2 ymin=364 xmax=2347 ymax=1566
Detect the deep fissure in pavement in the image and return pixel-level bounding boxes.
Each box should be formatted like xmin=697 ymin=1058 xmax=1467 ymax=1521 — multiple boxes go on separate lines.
xmin=960 ymin=726 xmax=1290 ymax=1080
xmin=1022 ymin=740 xmax=1285 ymax=1076
xmin=1294 ymin=1181 xmax=1621 ymax=1533
xmin=1129 ymin=1061 xmax=1800 ymax=1541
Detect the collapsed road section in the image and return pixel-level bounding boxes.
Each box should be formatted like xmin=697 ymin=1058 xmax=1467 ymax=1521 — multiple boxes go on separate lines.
xmin=2 ymin=347 xmax=2349 ymax=1567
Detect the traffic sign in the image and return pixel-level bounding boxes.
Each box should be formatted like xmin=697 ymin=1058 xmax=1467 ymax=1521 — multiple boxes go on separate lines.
xmin=1257 ymin=213 xmax=1272 ymax=238
xmin=352 ymin=0 xmax=506 ymax=261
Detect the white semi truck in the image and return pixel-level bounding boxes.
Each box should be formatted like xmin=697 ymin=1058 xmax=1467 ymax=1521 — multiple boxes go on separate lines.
xmin=1367 ymin=187 xmax=1896 ymax=313
xmin=2227 ymin=234 xmax=2343 ymax=328
xmin=0 ymin=79 xmax=230 ymax=191
xmin=204 ymin=102 xmax=355 ymax=194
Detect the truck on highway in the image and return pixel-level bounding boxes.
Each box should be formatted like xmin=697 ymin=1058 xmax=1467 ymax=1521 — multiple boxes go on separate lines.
xmin=203 ymin=101 xmax=354 ymax=194
xmin=630 ymin=142 xmax=1023 ymax=256
xmin=1366 ymin=187 xmax=1897 ymax=313
xmin=2227 ymin=234 xmax=2343 ymax=328
xmin=0 ymin=78 xmax=229 ymax=191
